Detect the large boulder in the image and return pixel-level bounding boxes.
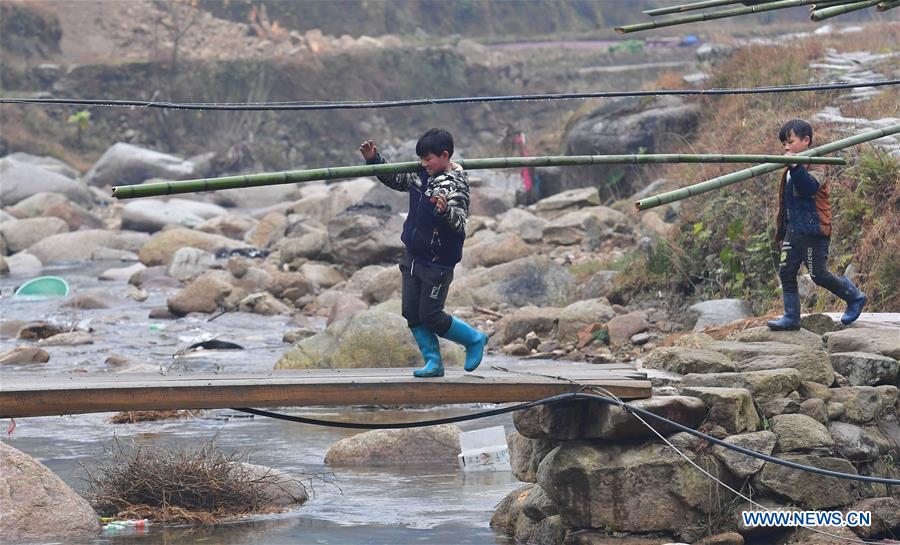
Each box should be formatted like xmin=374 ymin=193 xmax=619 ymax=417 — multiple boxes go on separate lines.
xmin=5 ymin=152 xmax=79 ymax=179
xmin=275 ymin=308 xmax=464 ymax=369
xmin=326 ymin=205 xmax=404 ymax=267
xmin=166 ymin=247 xmax=217 ymax=281
xmin=707 ymin=341 xmax=805 ymax=361
xmin=508 ymin=432 xmax=558 ymax=483
xmin=681 ymin=387 xmax=759 ymax=434
xmin=726 ymin=326 xmax=823 ymax=350
xmin=768 ymin=413 xmax=834 ymax=453
xmin=688 ymin=299 xmax=753 ymax=331
xmin=828 ymin=422 xmax=896 ymax=461
xmin=529 ymin=187 xmax=600 ymax=219
xmin=607 ymin=311 xmax=650 ymax=346
xmin=558 ymin=96 xmax=701 ymax=198
xmin=323 ymin=424 xmax=461 ymax=465
xmin=84 ymin=142 xmax=196 ymax=186
xmin=829 ymin=386 xmax=886 ymax=424
xmin=288 ymin=178 xmax=376 ymax=224
xmin=26 ymin=229 xmax=148 ymax=263
xmin=712 ymin=431 xmax=776 ymax=480
xmin=848 ymin=497 xmax=900 ymax=539
xmin=166 ymin=270 xmax=233 ymax=315
xmin=197 ymin=213 xmax=258 ymax=240
xmin=121 ymin=200 xmax=207 ymax=232
xmin=234 ymin=463 xmax=308 ymax=507
xmin=541 ymin=207 xmax=627 ymax=246
xmin=738 ymin=350 xmax=834 ymax=386
xmin=0 ymin=442 xmax=100 ymax=541
xmin=492 ymin=306 xmax=561 ymax=346
xmin=461 ymin=232 xmax=530 ymax=268
xmin=753 ymin=455 xmax=856 ymax=508
xmin=556 ymin=298 xmax=615 ymax=343
xmin=449 ymin=255 xmax=578 ymax=308
xmin=644 ymin=347 xmax=737 ymax=375
xmin=829 ymin=352 xmax=899 ymax=386
xmin=681 ymin=369 xmax=802 ymax=402
xmin=496 ymin=208 xmax=546 ymax=242
xmin=0 ymin=157 xmax=92 ymax=206
xmin=139 ymin=228 xmax=251 ymax=266
xmin=0 ymin=217 xmax=68 ymax=254
xmin=537 ymin=441 xmax=735 ymax=533
xmin=825 ymin=325 xmax=900 ymax=359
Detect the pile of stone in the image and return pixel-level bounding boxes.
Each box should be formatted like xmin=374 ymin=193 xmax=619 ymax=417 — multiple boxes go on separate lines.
xmin=492 ymin=320 xmax=900 ymax=545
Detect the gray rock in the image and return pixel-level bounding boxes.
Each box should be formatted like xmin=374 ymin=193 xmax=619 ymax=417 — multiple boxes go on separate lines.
xmin=449 ymin=255 xmax=578 ymax=308
xmin=607 ymin=311 xmax=650 ymax=347
xmin=738 ymin=350 xmax=834 ymax=386
xmin=300 ymin=262 xmax=346 ymax=290
xmin=63 ymin=290 xmax=114 ymax=309
xmin=234 ymin=463 xmax=308 ymax=507
xmin=0 ymin=217 xmax=69 ymax=254
xmin=529 ymin=187 xmax=600 ymax=218
xmin=167 ymin=270 xmax=233 ymax=315
xmin=827 ymin=402 xmax=845 ymax=420
xmin=121 ymin=200 xmax=207 ymax=232
xmin=681 ymin=387 xmax=759 ymax=434
xmin=708 ymin=341 xmax=806 ymax=361
xmin=327 ymin=208 xmax=404 ymax=267
xmin=712 ymin=431 xmax=776 ymax=480
xmin=325 ymin=293 xmax=368 ymax=325
xmin=197 ymin=213 xmax=258 ymax=240
xmin=491 ymin=305 xmax=561 ymax=346
xmin=27 ymin=229 xmax=148 ymax=264
xmin=758 ymin=397 xmax=801 ymax=419
xmin=244 ymin=212 xmax=286 ymax=248
xmin=491 ymin=484 xmax=539 ymax=536
xmin=540 ymin=207 xmax=626 ymax=246
xmin=753 ymin=455 xmax=856 ymax=508
xmin=91 ymin=247 xmax=139 ymax=262
xmin=84 ymin=142 xmax=196 ymax=186
xmin=496 ymin=208 xmax=546 ymax=242
xmin=167 ymin=247 xmax=217 ymax=281
xmin=682 ymin=369 xmax=802 ymax=402
xmin=537 ymin=441 xmax=735 ymax=533
xmin=525 ymin=514 xmax=565 ymax=545
xmin=848 ymin=497 xmax=900 ymax=539
xmin=798 ymin=380 xmax=832 ymax=401
xmin=508 ymin=432 xmax=557 ymax=484
xmin=825 ymin=326 xmax=900 ymax=359
xmin=769 ymin=413 xmax=834 ymax=453
xmin=238 ymin=292 xmax=292 ymax=316
xmin=800 ymin=313 xmax=838 ymax=335
xmin=559 ymin=96 xmax=701 ymax=199
xmin=829 ymin=352 xmax=899 ymax=386
xmin=275 ymin=308 xmax=463 ymax=370
xmin=277 ymin=229 xmax=332 ymax=264
xmin=689 ymin=299 xmax=753 ymax=331
xmin=361 ymin=266 xmax=402 ymax=303
xmin=0 ymin=346 xmax=50 ymax=365
xmin=462 ymin=232 xmax=531 ymax=268
xmin=521 ymin=486 xmax=559 ymax=522
xmin=583 ymin=395 xmax=707 ymax=439
xmin=726 ymin=326 xmax=823 ymax=350
xmin=644 ymin=347 xmax=737 ymax=375
xmin=37 ymin=331 xmax=94 ymax=346
xmin=828 ymin=422 xmax=895 ymax=461
xmin=876 ymin=385 xmax=898 ymax=414
xmin=138 ymin=228 xmax=249 ymax=267
xmin=4 ymin=253 xmax=42 ymax=276
xmin=830 ymin=386 xmax=886 ymax=424
xmin=556 ymin=298 xmax=615 ymax=343
xmin=0 ymin=442 xmax=100 ymax=541
xmin=0 ymin=158 xmax=92 ymax=207
xmin=798 ymin=398 xmax=828 ymax=424
xmin=5 ymin=152 xmax=79 ymax=179
xmin=99 ymin=262 xmax=146 ymax=282
xmin=324 ymin=424 xmax=461 ymax=465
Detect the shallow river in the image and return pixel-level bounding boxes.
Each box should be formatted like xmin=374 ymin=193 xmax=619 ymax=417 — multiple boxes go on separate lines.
xmin=1 ymin=262 xmax=522 ymax=545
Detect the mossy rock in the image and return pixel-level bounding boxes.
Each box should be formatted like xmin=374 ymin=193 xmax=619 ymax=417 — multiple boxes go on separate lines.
xmin=275 ymin=308 xmax=464 ymax=370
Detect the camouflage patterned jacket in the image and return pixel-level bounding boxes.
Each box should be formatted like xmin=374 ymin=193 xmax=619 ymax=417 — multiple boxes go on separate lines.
xmin=366 ymin=152 xmax=470 ymax=268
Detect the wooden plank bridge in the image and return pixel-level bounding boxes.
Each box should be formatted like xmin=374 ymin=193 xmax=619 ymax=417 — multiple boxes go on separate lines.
xmin=0 ymin=363 xmax=650 ymax=418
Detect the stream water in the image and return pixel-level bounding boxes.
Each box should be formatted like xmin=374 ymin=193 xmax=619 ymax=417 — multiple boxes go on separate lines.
xmin=1 ymin=262 xmax=522 ymax=545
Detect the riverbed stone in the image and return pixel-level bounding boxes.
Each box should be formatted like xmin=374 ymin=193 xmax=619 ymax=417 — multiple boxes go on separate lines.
xmin=541 ymin=206 xmax=625 ymax=246
xmin=167 ymin=270 xmax=233 ymax=315
xmin=0 ymin=217 xmax=69 ymax=254
xmin=825 ymin=326 xmax=900 ymax=359
xmin=300 ymin=262 xmax=346 ymax=290
xmin=27 ymin=229 xmax=149 ymax=264
xmin=361 ymin=266 xmax=402 ymax=303
xmin=448 ymin=255 xmax=578 ymax=308
xmin=235 ymin=463 xmax=308 ymax=507
xmin=829 ymin=386 xmax=885 ymax=424
xmin=324 ymin=424 xmax=461 ymax=465
xmin=829 ymin=352 xmax=899 ymax=386
xmin=682 ymin=369 xmax=801 ymax=402
xmin=607 ymin=311 xmax=650 ymax=346
xmin=769 ymin=414 xmax=834 ymax=453
xmin=491 ymin=483 xmax=539 ymax=537
xmin=582 ymin=396 xmax=707 ymax=439
xmin=238 ymin=292 xmax=292 ymax=315
xmin=848 ymin=497 xmax=900 ymax=539
xmin=492 ymin=305 xmax=562 ymax=346
xmin=0 ymin=346 xmax=50 ymax=364
xmin=196 ymin=213 xmax=258 ymax=240
xmin=828 ymin=422 xmax=895 ymax=461
xmin=84 ymin=142 xmax=196 ymax=186
xmin=166 ymin=247 xmax=217 ymax=281
xmin=556 ymin=298 xmax=615 ymax=343
xmin=37 ymin=331 xmax=94 ymax=346
xmin=275 ymin=308 xmax=463 ymax=369
xmin=752 ymin=455 xmax=856 ymax=508
xmin=712 ymin=431 xmax=776 ymax=479
xmin=62 ymin=290 xmax=113 ymax=309
xmin=327 ymin=207 xmax=404 ymax=267
xmin=707 ymin=341 xmax=806 ymax=361
xmin=496 ymin=208 xmax=546 ymax=242
xmin=462 ymin=232 xmax=531 ymax=268
xmin=508 ymin=432 xmax=557 ymax=484
xmin=537 ymin=441 xmax=736 ymax=533
xmin=529 ymin=187 xmax=600 ymax=219
xmin=798 ymin=397 xmax=828 ymax=424
xmin=121 ymin=199 xmax=206 ymax=232
xmin=521 ymin=485 xmax=559 ymax=522
xmin=0 ymin=442 xmax=100 ymax=541
xmin=644 ymin=347 xmax=736 ymax=375
xmin=681 ymin=387 xmax=759 ymax=434
xmin=688 ymin=299 xmax=753 ymax=331
xmin=800 ymin=313 xmax=838 ymax=335
xmin=139 ymin=228 xmax=250 ymax=266
xmin=0 ymin=157 xmax=92 ymax=207
xmin=725 ymin=326 xmax=823 ymax=350
xmin=738 ymin=350 xmax=834 ymax=386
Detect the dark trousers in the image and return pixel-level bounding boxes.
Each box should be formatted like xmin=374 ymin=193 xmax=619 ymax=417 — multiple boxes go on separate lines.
xmin=778 ymin=232 xmax=844 ymax=295
xmin=399 ymin=253 xmax=454 ymax=335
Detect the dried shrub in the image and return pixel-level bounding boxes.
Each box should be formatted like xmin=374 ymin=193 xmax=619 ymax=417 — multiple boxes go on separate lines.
xmin=83 ymin=437 xmax=305 ymax=523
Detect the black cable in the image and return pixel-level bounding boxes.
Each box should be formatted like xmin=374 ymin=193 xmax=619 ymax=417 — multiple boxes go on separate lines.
xmin=2 ymin=80 xmax=897 ymax=111
xmin=233 ymin=391 xmax=900 ymax=485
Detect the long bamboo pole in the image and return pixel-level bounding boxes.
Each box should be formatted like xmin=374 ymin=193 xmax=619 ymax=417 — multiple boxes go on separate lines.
xmin=879 ymin=0 xmax=900 ymax=10
xmin=643 ymin=0 xmax=777 ymax=16
xmin=810 ymin=0 xmax=872 ymax=7
xmin=634 ymin=124 xmax=900 ymax=212
xmin=811 ymin=0 xmax=882 ymax=19
xmin=617 ymin=0 xmax=837 ymax=33
xmin=110 ymin=155 xmax=846 ymax=200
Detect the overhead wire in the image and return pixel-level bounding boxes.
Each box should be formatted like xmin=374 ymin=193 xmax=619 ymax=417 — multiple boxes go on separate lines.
xmin=1 ymin=80 xmax=898 ymax=111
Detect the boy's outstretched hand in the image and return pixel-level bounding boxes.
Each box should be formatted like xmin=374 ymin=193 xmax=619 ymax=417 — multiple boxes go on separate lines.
xmin=430 ymin=195 xmax=448 ymax=213
xmin=360 ymin=140 xmax=378 ymax=161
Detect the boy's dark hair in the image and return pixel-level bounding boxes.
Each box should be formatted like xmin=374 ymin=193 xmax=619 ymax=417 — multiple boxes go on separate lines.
xmin=779 ymin=119 xmax=813 ymax=144
xmin=416 ymin=128 xmax=454 ymax=158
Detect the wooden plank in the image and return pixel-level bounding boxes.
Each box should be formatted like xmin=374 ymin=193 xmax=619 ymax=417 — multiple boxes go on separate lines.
xmin=0 ymin=367 xmax=651 ymax=418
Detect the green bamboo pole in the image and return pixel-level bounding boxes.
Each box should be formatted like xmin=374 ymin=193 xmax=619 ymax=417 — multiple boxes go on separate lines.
xmin=643 ymin=0 xmax=776 ymax=16
xmin=877 ymin=0 xmax=900 ymax=9
xmin=810 ymin=0 xmax=872 ymax=7
xmin=617 ymin=0 xmax=830 ymax=33
xmin=811 ymin=0 xmax=881 ymax=19
xmin=635 ymin=123 xmax=900 ymax=212
xmin=110 ymin=155 xmax=846 ymax=200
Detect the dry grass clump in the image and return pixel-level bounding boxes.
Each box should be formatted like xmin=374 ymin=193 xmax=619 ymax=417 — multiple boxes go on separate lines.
xmin=84 ymin=438 xmax=301 ymax=523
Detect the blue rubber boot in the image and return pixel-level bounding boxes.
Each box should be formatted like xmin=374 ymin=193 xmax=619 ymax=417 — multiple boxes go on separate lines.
xmin=837 ymin=277 xmax=867 ymax=325
xmin=411 ymin=326 xmax=444 ymax=378
xmin=767 ymin=292 xmax=801 ymax=331
xmin=441 ymin=317 xmax=488 ymax=372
